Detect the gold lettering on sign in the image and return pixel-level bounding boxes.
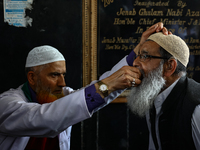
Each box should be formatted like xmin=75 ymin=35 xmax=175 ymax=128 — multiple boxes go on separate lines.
xmin=184 ymin=38 xmax=189 ymax=43
xmin=102 ymin=37 xmax=116 ymax=43
xmin=113 ymin=44 xmax=121 ymax=50
xmin=116 ymin=8 xmax=136 ymax=16
xmin=186 ymin=9 xmax=200 ymax=17
xmin=113 ymin=18 xmax=126 ymax=25
xmin=190 ymin=37 xmax=199 ymax=43
xmin=187 ymin=66 xmax=194 ymax=71
xmin=139 ymin=8 xmax=163 ymax=16
xmin=102 ymin=0 xmax=114 ymax=7
xmin=139 ymin=18 xmax=157 ymax=25
xmin=160 ymin=18 xmax=186 ymax=25
xmin=195 ymin=66 xmax=200 ymax=71
xmin=121 ymin=44 xmax=129 ymax=51
xmin=136 ymin=26 xmax=144 ymax=33
xmin=116 ymin=37 xmax=137 ymax=43
xmin=126 ymin=18 xmax=136 ymax=25
xmin=134 ymin=0 xmax=169 ymax=8
xmin=105 ymin=44 xmax=114 ymax=50
xmin=193 ymin=19 xmax=200 ymax=25
xmin=178 ymin=27 xmax=187 ymax=34
xmin=168 ymin=29 xmax=175 ymax=34
xmin=190 ymin=50 xmax=200 ymax=54
xmin=166 ymin=9 xmax=183 ymax=16
xmin=177 ymin=0 xmax=187 ymax=8
xmin=188 ymin=19 xmax=200 ymax=25
xmin=102 ymin=36 xmax=138 ymax=51
xmin=187 ymin=72 xmax=194 ymax=79
xmin=101 ymin=0 xmax=200 ymax=56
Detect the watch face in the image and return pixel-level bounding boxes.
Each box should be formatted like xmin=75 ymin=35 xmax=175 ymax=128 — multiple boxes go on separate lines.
xmin=100 ymin=84 xmax=108 ymax=91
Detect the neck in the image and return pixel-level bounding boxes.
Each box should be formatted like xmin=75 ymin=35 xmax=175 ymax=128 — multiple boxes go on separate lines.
xmin=161 ymin=75 xmax=181 ymax=93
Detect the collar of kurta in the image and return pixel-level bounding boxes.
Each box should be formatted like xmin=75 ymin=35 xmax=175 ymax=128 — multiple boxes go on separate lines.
xmin=22 ymin=82 xmax=38 ymax=103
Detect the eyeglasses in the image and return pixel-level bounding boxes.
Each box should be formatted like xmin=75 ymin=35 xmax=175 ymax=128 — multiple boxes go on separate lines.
xmin=134 ymin=54 xmax=169 ymax=62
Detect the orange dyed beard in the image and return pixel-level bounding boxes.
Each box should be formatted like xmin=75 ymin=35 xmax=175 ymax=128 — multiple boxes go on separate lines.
xmin=35 ymin=80 xmax=64 ymax=104
xmin=36 ymin=91 xmax=64 ymax=104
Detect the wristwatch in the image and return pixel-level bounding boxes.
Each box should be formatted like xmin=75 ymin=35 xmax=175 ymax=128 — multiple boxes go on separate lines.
xmin=97 ymin=81 xmax=109 ymax=97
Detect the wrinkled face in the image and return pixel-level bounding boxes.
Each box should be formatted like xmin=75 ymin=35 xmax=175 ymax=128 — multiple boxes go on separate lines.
xmin=35 ymin=61 xmax=66 ymax=104
xmin=133 ymin=41 xmax=163 ymax=77
xmin=127 ymin=61 xmax=166 ymax=117
xmin=127 ymin=41 xmax=167 ymax=117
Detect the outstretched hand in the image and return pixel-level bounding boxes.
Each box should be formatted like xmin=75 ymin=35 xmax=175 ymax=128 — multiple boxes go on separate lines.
xmin=134 ymin=22 xmax=172 ymax=54
xmin=100 ymin=66 xmax=141 ymax=96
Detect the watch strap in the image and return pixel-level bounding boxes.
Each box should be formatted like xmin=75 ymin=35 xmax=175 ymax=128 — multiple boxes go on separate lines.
xmin=97 ymin=81 xmax=109 ymax=97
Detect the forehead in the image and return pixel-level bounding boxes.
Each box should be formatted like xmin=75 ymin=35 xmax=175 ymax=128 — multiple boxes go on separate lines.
xmin=139 ymin=40 xmax=161 ymax=54
xmin=40 ymin=61 xmax=66 ymax=73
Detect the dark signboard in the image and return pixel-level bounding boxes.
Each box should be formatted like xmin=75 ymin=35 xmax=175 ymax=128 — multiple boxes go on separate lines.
xmin=98 ymin=0 xmax=200 ymax=83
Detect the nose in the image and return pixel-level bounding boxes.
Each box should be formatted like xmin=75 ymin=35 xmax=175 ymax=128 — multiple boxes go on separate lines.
xmin=57 ymin=74 xmax=66 ymax=87
xmin=133 ymin=56 xmax=140 ymax=67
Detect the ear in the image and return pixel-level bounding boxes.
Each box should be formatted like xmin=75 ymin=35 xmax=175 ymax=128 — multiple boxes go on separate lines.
xmin=163 ymin=59 xmax=177 ymax=77
xmin=27 ymin=71 xmax=36 ymax=86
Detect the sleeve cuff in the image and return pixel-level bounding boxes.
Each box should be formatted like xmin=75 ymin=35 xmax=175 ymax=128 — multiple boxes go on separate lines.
xmin=85 ymin=84 xmax=105 ymax=112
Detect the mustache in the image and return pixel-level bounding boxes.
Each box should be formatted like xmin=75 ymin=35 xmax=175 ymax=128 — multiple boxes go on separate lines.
xmin=127 ymin=61 xmax=165 ymax=117
xmin=53 ymin=88 xmax=63 ymax=92
xmin=35 ymin=81 xmax=64 ymax=104
xmin=133 ymin=65 xmax=145 ymax=80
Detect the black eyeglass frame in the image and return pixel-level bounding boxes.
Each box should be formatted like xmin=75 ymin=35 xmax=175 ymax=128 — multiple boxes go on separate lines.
xmin=134 ymin=54 xmax=169 ymax=62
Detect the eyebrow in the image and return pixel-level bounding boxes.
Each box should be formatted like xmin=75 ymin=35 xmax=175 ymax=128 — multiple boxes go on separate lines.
xmin=139 ymin=50 xmax=148 ymax=55
xmin=49 ymin=72 xmax=66 ymax=76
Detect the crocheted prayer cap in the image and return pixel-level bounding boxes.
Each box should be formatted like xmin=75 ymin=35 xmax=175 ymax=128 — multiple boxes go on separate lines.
xmin=25 ymin=45 xmax=65 ymax=67
xmin=148 ymin=32 xmax=189 ymax=67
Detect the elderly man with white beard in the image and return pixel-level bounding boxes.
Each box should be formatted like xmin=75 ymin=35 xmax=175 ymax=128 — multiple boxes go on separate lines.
xmin=127 ymin=30 xmax=200 ymax=149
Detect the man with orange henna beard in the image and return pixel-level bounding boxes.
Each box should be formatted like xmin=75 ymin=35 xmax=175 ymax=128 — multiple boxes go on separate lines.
xmin=0 ymin=45 xmax=141 ymax=150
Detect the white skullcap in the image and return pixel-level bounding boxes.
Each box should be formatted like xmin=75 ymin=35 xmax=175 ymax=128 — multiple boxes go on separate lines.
xmin=148 ymin=32 xmax=189 ymax=67
xmin=25 ymin=45 xmax=65 ymax=67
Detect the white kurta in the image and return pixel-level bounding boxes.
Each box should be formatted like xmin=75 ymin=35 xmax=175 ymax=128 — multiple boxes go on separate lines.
xmin=0 ymin=56 xmax=128 ymax=150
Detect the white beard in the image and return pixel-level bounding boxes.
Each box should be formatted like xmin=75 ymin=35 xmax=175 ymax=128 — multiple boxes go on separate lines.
xmin=127 ymin=62 xmax=166 ymax=117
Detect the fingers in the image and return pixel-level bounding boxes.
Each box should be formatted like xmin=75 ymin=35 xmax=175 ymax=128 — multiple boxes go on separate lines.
xmin=125 ymin=73 xmax=142 ymax=88
xmin=148 ymin=23 xmax=158 ymax=30
xmin=168 ymin=31 xmax=173 ymax=35
xmin=146 ymin=22 xmax=170 ymax=36
xmin=159 ymin=27 xmax=168 ymax=35
xmin=140 ymin=22 xmax=163 ymax=45
xmin=154 ymin=23 xmax=168 ymax=35
xmin=155 ymin=22 xmax=164 ymax=32
xmin=134 ymin=23 xmax=163 ymax=53
xmin=132 ymin=78 xmax=136 ymax=87
xmin=139 ymin=22 xmax=172 ymax=46
xmin=118 ymin=66 xmax=142 ymax=88
xmin=154 ymin=23 xmax=172 ymax=35
xmin=121 ymin=66 xmax=141 ymax=79
xmin=158 ymin=27 xmax=171 ymax=35
xmin=102 ymin=66 xmax=142 ymax=92
xmin=131 ymin=77 xmax=141 ymax=87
